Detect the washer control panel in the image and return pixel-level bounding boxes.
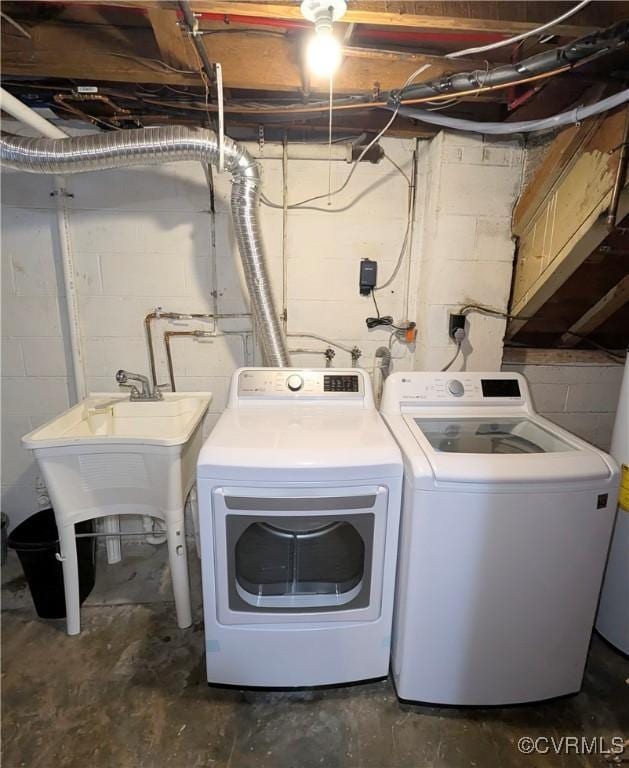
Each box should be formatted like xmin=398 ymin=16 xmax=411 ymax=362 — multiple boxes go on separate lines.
xmin=237 ymin=369 xmax=365 ymax=398
xmin=384 ymin=374 xmax=525 ymax=409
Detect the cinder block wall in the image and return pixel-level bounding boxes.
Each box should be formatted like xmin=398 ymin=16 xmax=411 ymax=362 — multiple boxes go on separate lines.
xmin=501 ymin=360 xmax=624 ymax=450
xmin=413 ymin=132 xmax=523 ymax=372
xmin=1 ymin=135 xmax=419 ymax=528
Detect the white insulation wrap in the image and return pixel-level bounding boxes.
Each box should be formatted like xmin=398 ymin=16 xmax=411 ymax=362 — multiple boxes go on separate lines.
xmin=0 ymin=126 xmax=291 ymax=367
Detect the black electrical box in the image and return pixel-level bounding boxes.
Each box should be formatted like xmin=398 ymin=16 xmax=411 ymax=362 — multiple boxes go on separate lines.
xmin=359 ymin=259 xmax=378 ymax=295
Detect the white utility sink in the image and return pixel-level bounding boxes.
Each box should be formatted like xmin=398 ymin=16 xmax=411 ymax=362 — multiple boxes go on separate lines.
xmin=21 ymin=391 xmax=212 ymax=636
xmin=23 ymin=392 xmax=212 ymax=448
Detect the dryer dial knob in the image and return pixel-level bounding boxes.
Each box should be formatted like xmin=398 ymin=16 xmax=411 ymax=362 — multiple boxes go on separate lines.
xmin=447 ymin=379 xmax=465 ymax=397
xmin=286 ymin=374 xmax=304 ymax=392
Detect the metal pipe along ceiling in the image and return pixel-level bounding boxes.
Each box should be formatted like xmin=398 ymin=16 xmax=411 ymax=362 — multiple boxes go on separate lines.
xmin=0 ymin=126 xmax=291 ymax=367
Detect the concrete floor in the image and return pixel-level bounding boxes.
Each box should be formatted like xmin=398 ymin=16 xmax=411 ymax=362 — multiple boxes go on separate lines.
xmin=2 ymin=542 xmax=628 ymax=768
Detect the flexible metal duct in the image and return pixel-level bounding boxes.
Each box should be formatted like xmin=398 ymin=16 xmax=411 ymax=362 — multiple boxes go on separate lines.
xmin=0 ymin=126 xmax=290 ymax=367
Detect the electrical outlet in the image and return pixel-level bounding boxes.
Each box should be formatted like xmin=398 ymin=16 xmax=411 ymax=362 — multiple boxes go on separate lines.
xmin=449 ymin=313 xmax=466 ymax=341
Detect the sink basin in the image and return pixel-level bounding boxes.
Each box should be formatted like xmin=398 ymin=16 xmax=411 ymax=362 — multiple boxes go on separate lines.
xmin=23 ymin=392 xmax=212 ymax=448
xmin=21 ymin=391 xmax=212 ymax=636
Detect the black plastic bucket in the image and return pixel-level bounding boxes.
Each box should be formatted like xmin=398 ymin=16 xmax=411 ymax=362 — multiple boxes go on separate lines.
xmin=7 ymin=509 xmax=96 ymax=619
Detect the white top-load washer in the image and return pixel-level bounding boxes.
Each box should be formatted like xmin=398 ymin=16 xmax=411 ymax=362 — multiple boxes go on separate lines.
xmin=380 ymin=371 xmax=619 ymax=705
xmin=197 ymin=368 xmax=402 ymax=688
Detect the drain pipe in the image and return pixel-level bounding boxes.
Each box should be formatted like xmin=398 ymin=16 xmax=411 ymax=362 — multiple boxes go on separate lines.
xmin=0 ymin=89 xmax=87 ymax=403
xmin=0 ymin=125 xmax=291 ymax=366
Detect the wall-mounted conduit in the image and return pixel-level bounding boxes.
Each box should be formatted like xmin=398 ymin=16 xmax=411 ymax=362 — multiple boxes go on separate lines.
xmin=0 ymin=126 xmax=291 ymax=367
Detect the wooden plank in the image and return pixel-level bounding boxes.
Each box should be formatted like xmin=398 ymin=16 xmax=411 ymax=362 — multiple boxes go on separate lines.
xmin=146 ymin=7 xmax=195 ymax=70
xmin=502 ymin=348 xmax=624 ymax=365
xmin=559 ymin=274 xmax=629 ymax=346
xmin=35 ymin=0 xmax=620 ymax=35
xmin=0 ymin=22 xmax=487 ymax=94
xmin=182 ymin=1 xmax=601 ymax=37
xmin=507 ymin=106 xmax=629 ymax=339
xmin=513 ymin=114 xmax=604 ymax=236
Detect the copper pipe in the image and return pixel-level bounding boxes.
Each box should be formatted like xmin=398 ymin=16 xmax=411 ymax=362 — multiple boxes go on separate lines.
xmin=164 ymin=329 xmax=250 ymax=392
xmin=145 ymin=309 xmax=251 ymax=386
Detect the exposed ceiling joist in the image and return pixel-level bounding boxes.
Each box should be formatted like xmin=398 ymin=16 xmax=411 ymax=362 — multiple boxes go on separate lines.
xmin=0 ymin=22 xmax=487 ymax=95
xmin=101 ymin=1 xmax=602 ymax=37
xmin=559 ymin=273 xmax=629 ymax=347
xmin=146 ymin=6 xmax=195 ymax=71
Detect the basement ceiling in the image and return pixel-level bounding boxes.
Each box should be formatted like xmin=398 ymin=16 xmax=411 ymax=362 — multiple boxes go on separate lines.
xmin=1 ymin=1 xmax=628 ymax=354
xmin=1 ymin=1 xmax=628 ymax=140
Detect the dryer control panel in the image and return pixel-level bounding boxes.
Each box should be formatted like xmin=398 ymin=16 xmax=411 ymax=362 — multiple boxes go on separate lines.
xmin=235 ymin=368 xmax=367 ymax=400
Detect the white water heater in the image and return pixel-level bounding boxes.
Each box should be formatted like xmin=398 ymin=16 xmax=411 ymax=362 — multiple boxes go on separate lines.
xmin=596 ymin=354 xmax=629 ymax=654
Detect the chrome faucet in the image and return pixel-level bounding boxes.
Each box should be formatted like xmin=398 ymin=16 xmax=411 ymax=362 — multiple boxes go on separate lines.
xmin=115 ymin=370 xmax=163 ymax=401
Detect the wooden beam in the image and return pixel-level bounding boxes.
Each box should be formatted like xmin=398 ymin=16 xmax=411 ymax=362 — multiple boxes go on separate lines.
xmin=502 ymin=348 xmax=624 ymax=366
xmin=182 ymin=2 xmax=602 ymax=37
xmin=559 ymin=274 xmax=629 ymax=347
xmin=146 ymin=6 xmax=195 ymax=71
xmin=507 ymin=107 xmax=629 ymax=339
xmin=513 ymin=113 xmax=603 ymax=236
xmin=1 ymin=21 xmax=487 ymax=95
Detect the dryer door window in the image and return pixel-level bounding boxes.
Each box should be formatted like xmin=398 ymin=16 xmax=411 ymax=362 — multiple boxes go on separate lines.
xmin=231 ymin=515 xmax=371 ymax=610
xmin=214 ymin=488 xmax=387 ymax=621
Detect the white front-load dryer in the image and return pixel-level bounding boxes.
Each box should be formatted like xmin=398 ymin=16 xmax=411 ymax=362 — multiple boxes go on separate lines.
xmin=380 ymin=371 xmax=620 ymax=705
xmin=197 ymin=368 xmax=402 ymax=687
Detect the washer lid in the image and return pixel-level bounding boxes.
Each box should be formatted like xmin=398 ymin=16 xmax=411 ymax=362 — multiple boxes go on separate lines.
xmin=198 ymin=405 xmax=402 ymax=481
xmin=401 ymin=414 xmax=615 ymax=486
xmin=413 ymin=416 xmax=574 ymax=455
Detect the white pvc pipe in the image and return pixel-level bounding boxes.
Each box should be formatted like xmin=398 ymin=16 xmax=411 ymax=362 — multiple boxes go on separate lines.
xmin=0 ymin=88 xmax=67 ymax=139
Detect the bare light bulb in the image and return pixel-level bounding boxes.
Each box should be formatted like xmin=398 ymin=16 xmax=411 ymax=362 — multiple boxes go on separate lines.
xmin=306 ymin=28 xmax=342 ymax=78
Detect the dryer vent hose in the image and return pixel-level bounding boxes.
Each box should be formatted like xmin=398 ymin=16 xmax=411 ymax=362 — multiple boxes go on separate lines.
xmin=0 ymin=126 xmax=291 ymax=367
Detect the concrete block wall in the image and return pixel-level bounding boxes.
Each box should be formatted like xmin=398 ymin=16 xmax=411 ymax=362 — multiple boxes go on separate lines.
xmin=413 ymin=132 xmax=523 ymax=372
xmin=3 ymin=123 xmax=622 ymax=534
xmin=501 ymin=361 xmax=624 ymax=450
xmin=2 ymin=173 xmax=74 ymax=522
xmin=1 ymin=134 xmax=418 ymax=529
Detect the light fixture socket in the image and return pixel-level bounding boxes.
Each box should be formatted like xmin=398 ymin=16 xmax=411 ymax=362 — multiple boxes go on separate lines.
xmin=300 ymin=0 xmax=347 ymax=27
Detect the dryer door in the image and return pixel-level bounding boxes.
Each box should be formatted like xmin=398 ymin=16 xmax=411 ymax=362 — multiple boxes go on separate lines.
xmin=212 ymin=486 xmax=388 ymax=624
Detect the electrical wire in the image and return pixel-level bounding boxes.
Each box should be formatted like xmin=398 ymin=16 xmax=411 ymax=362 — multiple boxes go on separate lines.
xmin=441 ymin=341 xmax=462 ymax=371
xmin=136 ymin=65 xmax=570 ymax=118
xmin=258 ymin=66 xmax=428 ymax=211
xmin=446 ymin=0 xmax=592 ymax=59
xmin=374 ymin=160 xmax=413 ymax=291
xmin=366 ymin=290 xmax=395 ymax=329
xmin=105 ymin=52 xmax=197 ymax=75
xmin=461 ymin=304 xmax=626 ymax=362
xmin=366 ymin=290 xmax=409 ymax=331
